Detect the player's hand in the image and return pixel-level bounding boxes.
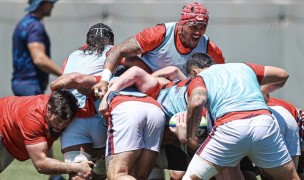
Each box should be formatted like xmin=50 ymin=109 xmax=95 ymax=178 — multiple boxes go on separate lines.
xmin=74 ymin=161 xmax=94 ymax=180
xmin=92 ymin=80 xmax=108 ymax=99
xmin=169 ymin=112 xmax=188 ymax=144
xmin=99 ymin=95 xmax=109 ymax=115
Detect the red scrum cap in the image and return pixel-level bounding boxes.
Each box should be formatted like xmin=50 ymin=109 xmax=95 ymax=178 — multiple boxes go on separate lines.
xmin=179 ymin=2 xmax=209 ymax=27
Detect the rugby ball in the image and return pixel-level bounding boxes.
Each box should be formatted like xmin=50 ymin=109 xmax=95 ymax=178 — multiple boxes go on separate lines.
xmin=169 ymin=111 xmax=207 ymax=137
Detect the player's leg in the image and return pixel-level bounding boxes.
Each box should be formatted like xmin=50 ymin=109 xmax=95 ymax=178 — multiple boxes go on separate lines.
xmin=215 ymin=164 xmax=245 ymax=180
xmin=248 ymin=115 xmax=299 ymax=179
xmin=183 ymin=154 xmax=223 ymax=180
xmin=183 ymin=116 xmax=268 ymax=179
xmin=132 ymin=102 xmax=166 ymax=179
xmin=106 ymin=101 xmax=150 ymax=179
xmin=106 ymin=151 xmax=141 ymax=180
xmin=88 ymin=115 xmax=108 ymax=179
xmin=261 ymin=161 xmax=299 ymax=180
xmin=132 ymin=149 xmax=158 ymax=179
xmin=61 ymin=115 xmax=107 ymax=179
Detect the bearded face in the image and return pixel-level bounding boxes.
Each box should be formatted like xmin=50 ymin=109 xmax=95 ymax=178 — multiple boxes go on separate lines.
xmin=47 ymin=125 xmax=63 ymax=140
xmin=179 ymin=22 xmax=207 ymax=49
xmin=45 ymin=105 xmax=72 ymax=140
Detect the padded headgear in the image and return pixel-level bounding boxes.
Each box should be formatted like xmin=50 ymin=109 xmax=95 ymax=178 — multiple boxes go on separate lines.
xmin=179 ymin=2 xmax=209 ymax=27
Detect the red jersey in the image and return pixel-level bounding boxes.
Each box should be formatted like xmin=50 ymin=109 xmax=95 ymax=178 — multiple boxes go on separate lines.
xmin=135 ymin=24 xmax=225 ymax=64
xmin=0 ymin=95 xmax=53 ymax=161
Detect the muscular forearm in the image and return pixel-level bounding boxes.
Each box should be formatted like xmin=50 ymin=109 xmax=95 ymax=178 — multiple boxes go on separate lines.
xmin=33 ymin=157 xmax=78 ymax=175
xmin=187 ymin=88 xmax=207 ymax=139
xmin=122 ymin=56 xmax=152 ymax=74
xmin=104 ymin=36 xmax=143 ymax=73
xmin=50 ymin=73 xmax=97 ymax=95
xmin=152 ymin=66 xmax=187 ymax=81
xmin=260 ymin=81 xmax=287 ymax=94
xmin=187 ymin=103 xmax=204 ymax=139
xmin=260 ymin=65 xmax=289 ymax=94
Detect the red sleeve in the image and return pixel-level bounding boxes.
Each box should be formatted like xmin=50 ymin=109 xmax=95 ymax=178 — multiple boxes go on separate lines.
xmin=135 ymin=24 xmax=166 ymax=52
xmin=94 ymin=76 xmax=101 ymax=83
xmin=187 ymin=77 xmax=207 ymax=97
xmin=207 ymin=40 xmax=225 ymax=64
xmin=246 ymin=63 xmax=265 ymax=84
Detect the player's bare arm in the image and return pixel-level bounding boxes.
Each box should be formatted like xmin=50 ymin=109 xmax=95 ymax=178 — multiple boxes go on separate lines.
xmin=151 ymin=66 xmax=187 ymax=81
xmin=96 ymin=37 xmax=144 ymax=98
xmin=26 ymin=142 xmax=94 ymax=179
xmin=104 ymin=36 xmax=144 ymax=72
xmin=260 ymin=65 xmax=289 ymax=94
xmin=51 ymin=73 xmax=97 ymax=95
xmin=187 ymin=87 xmax=207 ymax=140
xmin=121 ymin=56 xmax=152 ymax=74
xmin=98 ymin=66 xmax=159 ymax=113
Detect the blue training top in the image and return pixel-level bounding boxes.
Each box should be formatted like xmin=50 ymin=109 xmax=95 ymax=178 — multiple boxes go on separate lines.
xmin=12 ymin=14 xmax=50 ymax=94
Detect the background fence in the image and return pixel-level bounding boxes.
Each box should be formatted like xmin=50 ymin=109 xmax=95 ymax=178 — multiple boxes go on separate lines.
xmin=1 ymin=0 xmax=303 ymax=107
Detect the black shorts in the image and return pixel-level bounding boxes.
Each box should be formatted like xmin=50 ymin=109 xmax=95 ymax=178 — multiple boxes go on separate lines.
xmin=164 ymin=144 xmax=188 ymax=171
xmin=240 ymin=157 xmax=255 ymax=172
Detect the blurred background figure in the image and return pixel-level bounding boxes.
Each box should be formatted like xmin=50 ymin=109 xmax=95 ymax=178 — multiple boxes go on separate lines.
xmin=12 ymin=0 xmax=62 ymax=96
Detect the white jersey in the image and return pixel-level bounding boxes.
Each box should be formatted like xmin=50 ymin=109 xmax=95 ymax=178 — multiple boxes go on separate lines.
xmin=64 ymin=45 xmax=112 ymax=108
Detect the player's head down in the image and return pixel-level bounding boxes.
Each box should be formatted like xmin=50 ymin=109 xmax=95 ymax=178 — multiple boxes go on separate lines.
xmin=185 ymin=53 xmax=215 ymax=78
xmin=85 ymin=23 xmax=114 ymax=54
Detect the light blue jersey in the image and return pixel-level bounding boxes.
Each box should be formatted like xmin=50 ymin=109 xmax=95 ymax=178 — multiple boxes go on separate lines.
xmin=64 ymin=45 xmax=112 ymax=108
xmin=198 ymin=63 xmax=269 ymax=121
xmin=157 ymin=79 xmax=191 ymax=119
xmin=141 ymin=22 xmax=209 ymax=75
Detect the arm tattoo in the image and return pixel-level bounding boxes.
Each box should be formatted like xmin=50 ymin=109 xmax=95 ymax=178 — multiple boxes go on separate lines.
xmin=105 ymin=155 xmax=113 ymax=173
xmin=105 ymin=36 xmax=142 ymax=70
xmin=78 ymin=82 xmax=91 ymax=95
xmin=76 ymin=78 xmax=96 ymax=95
xmin=187 ymin=88 xmax=208 ymax=139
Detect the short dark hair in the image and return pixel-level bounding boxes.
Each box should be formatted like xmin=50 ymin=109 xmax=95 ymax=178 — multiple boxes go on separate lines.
xmin=84 ymin=23 xmax=114 ymax=55
xmin=48 ymin=89 xmax=78 ymax=121
xmin=185 ymin=53 xmax=215 ymax=74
